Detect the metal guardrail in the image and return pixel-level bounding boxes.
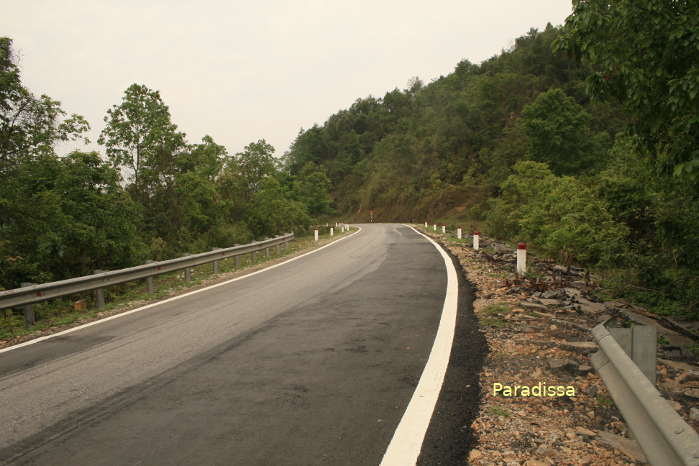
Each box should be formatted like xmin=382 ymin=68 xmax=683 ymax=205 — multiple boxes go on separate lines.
xmin=0 ymin=233 xmax=294 ymax=311
xmin=591 ymin=323 xmax=699 ymax=466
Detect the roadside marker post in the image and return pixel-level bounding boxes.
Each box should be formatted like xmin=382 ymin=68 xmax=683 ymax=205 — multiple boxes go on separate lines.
xmin=457 ymin=228 xmax=462 ymax=239
xmin=330 ymin=227 xmax=334 ymax=237
xmin=517 ymin=242 xmax=527 ymax=276
xmin=433 ymin=224 xmax=436 ymax=231
xmin=473 ymin=231 xmax=480 ymax=250
xmin=441 ymin=225 xmax=445 ymax=234
xmin=314 ymin=229 xmax=319 ymax=242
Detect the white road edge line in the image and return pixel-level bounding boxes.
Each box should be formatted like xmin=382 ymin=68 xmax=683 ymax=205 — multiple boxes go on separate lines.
xmin=380 ymin=225 xmax=459 ymax=466
xmin=0 ymin=227 xmax=363 ymax=355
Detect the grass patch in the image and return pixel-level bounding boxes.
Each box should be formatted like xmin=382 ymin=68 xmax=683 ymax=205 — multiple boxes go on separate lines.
xmin=487 ymin=406 xmax=511 ymax=417
xmin=482 ymin=303 xmax=511 ymax=315
xmin=479 ymin=302 xmax=511 ymax=328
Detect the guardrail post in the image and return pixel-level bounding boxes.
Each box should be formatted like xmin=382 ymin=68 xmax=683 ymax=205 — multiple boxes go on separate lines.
xmin=235 ymin=255 xmax=240 ymax=269
xmin=314 ymin=229 xmax=319 ymax=241
xmin=145 ymin=260 xmax=155 ymax=293
xmin=608 ymin=326 xmax=657 ymax=384
xmin=276 ymin=243 xmax=281 ymax=255
xmin=184 ymin=267 xmax=192 ymax=282
xmin=212 ymin=248 xmax=222 ymax=274
xmin=473 ymin=231 xmax=480 ymax=250
xmin=457 ymin=228 xmax=462 ymax=239
xmin=265 ymin=247 xmax=270 ymax=259
xmin=252 ymin=251 xmax=257 ymax=263
xmin=20 ymin=282 xmax=36 ymax=327
xmin=93 ymin=270 xmax=106 ymax=309
xmin=516 ymin=242 xmax=527 ymax=276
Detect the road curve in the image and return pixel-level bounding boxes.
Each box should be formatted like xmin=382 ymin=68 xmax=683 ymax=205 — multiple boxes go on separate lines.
xmin=0 ymin=224 xmax=459 ymax=465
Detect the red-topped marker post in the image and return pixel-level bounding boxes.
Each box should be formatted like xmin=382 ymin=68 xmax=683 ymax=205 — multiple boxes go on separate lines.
xmin=517 ymin=242 xmax=527 ymax=276
xmin=473 ymin=231 xmax=480 ymax=250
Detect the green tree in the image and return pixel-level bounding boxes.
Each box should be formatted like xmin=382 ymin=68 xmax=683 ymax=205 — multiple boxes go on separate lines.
xmin=292 ymin=162 xmax=334 ymax=217
xmin=556 ymin=0 xmax=699 ymax=176
xmin=230 ymin=139 xmax=277 ymax=201
xmin=488 ymin=161 xmax=627 ymax=267
xmin=520 ymin=88 xmax=606 ymax=175
xmin=0 ymin=152 xmax=146 ymax=288
xmin=98 ymin=83 xmax=186 ymax=193
xmin=249 ymin=177 xmax=311 ymax=237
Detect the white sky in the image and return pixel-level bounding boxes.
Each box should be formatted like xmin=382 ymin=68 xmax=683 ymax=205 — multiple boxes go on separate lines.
xmin=3 ymin=0 xmax=572 ymax=157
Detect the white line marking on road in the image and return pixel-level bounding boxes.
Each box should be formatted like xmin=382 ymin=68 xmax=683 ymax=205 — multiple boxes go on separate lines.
xmin=380 ymin=225 xmax=459 ymax=466
xmin=0 ymin=228 xmax=362 ymax=354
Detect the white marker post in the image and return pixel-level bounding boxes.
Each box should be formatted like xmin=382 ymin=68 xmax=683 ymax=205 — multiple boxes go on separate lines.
xmin=330 ymin=227 xmax=334 ymax=237
xmin=457 ymin=228 xmax=462 ymax=239
xmin=424 ymin=221 xmax=428 ymax=228
xmin=473 ymin=231 xmax=480 ymax=250
xmin=441 ymin=225 xmax=445 ymax=234
xmin=517 ymin=242 xmax=527 ymax=276
xmin=433 ymin=224 xmax=436 ymax=231
xmin=314 ymin=229 xmax=319 ymax=241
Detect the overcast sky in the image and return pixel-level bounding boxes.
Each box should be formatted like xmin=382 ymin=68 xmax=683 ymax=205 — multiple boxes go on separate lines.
xmin=3 ymin=1 xmax=572 ymax=157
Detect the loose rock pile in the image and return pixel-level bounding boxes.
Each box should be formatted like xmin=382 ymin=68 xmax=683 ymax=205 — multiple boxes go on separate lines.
xmin=422 ymin=227 xmax=699 ymax=466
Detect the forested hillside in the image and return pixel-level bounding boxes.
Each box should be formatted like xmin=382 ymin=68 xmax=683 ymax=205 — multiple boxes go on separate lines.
xmin=0 ymin=38 xmax=333 ymax=290
xmin=283 ymin=1 xmax=699 ymax=318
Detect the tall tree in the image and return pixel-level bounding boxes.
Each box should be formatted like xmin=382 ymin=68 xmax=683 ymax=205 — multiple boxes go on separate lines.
xmin=98 ymin=84 xmax=186 ymax=193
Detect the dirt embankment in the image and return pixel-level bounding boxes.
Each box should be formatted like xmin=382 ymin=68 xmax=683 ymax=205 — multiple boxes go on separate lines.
xmin=421 ymin=227 xmax=699 ymax=466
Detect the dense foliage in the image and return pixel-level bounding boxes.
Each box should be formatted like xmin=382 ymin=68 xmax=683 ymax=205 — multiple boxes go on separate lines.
xmin=0 ymin=39 xmax=332 ymax=289
xmin=282 ymin=8 xmax=699 ymax=317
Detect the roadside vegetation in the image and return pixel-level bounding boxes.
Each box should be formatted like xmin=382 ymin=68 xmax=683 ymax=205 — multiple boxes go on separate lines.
xmin=282 ymin=2 xmax=699 ymax=319
xmin=0 ymin=37 xmax=335 ymax=293
xmin=0 ymin=227 xmax=352 ymax=344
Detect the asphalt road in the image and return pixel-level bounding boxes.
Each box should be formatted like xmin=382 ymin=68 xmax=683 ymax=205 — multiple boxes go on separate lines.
xmin=0 ymin=223 xmax=479 ymax=466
